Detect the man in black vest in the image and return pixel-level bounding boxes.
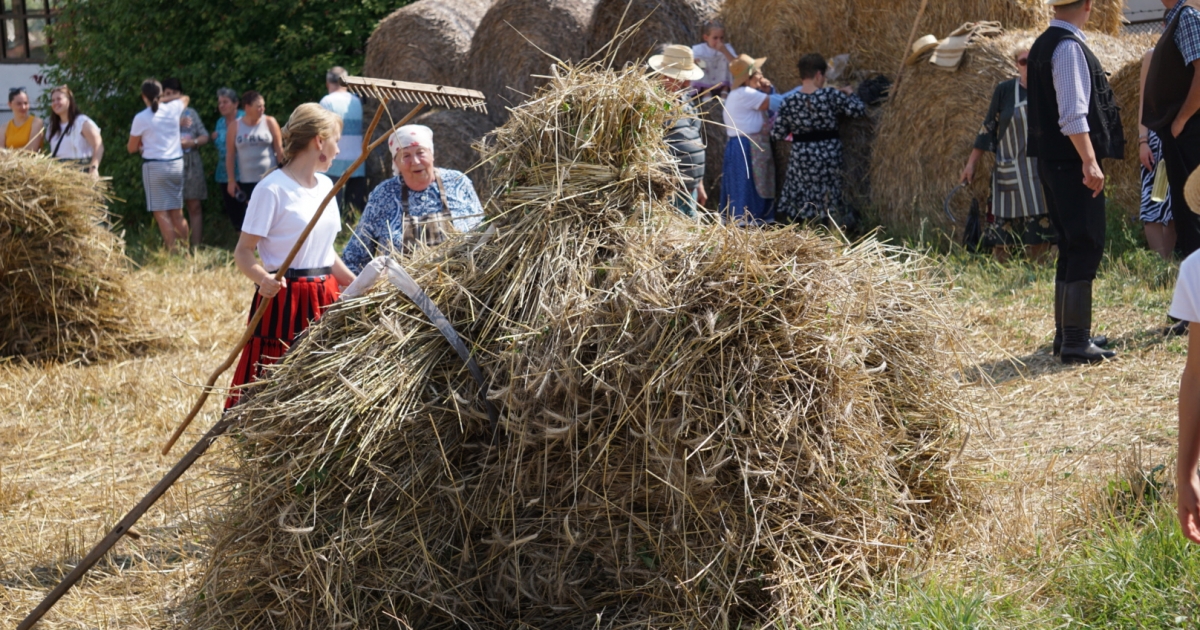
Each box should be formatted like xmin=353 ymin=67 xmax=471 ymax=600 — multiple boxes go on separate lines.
xmin=649 ymin=45 xmax=708 ymax=217
xmin=1027 ymin=0 xmax=1124 ymax=364
xmin=1145 ymin=0 xmax=1200 ymax=335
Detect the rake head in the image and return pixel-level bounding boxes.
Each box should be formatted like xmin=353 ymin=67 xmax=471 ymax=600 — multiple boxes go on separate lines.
xmin=340 ymin=76 xmax=488 ymax=114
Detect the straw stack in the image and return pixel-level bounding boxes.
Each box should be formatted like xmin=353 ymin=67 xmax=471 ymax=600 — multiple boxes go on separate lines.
xmin=870 ymin=30 xmax=1148 ymax=233
xmin=189 ymin=63 xmax=970 ymax=629
xmin=464 ymin=0 xmax=601 ymax=125
xmin=587 ymin=0 xmax=721 ymax=70
xmin=721 ymin=0 xmax=1125 ymax=89
xmin=362 ymin=0 xmax=495 ymax=87
xmin=0 ymin=151 xmax=159 ymax=362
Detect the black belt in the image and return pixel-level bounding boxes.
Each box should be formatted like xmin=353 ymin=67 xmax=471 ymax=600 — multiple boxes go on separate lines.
xmin=792 ymin=129 xmax=839 ymax=143
xmin=142 ymin=156 xmax=183 ymax=163
xmin=268 ymin=266 xmax=333 ymax=279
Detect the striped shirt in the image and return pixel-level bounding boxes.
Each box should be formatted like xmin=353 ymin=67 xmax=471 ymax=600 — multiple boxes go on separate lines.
xmin=1167 ymin=2 xmax=1200 ymax=65
xmin=1049 ymin=19 xmax=1091 ymax=137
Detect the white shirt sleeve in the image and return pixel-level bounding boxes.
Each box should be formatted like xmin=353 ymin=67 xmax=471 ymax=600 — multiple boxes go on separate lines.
xmin=241 ymin=182 xmax=278 ymax=239
xmin=1171 ymin=252 xmax=1200 ymax=323
xmin=130 ymin=111 xmax=148 ymax=138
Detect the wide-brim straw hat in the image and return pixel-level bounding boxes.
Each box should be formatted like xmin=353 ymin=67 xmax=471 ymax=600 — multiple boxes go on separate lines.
xmin=906 ymin=34 xmax=939 ymax=66
xmin=649 ymin=44 xmax=706 ymax=81
xmin=730 ymin=54 xmax=767 ymax=89
xmin=1186 ymin=165 xmax=1200 ymax=215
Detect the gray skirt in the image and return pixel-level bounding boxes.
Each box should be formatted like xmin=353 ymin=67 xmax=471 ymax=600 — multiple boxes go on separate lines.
xmin=182 ymin=150 xmax=208 ymax=201
xmin=142 ymin=158 xmax=184 ymax=211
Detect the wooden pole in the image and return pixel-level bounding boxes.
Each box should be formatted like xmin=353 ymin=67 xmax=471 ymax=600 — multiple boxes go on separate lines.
xmin=891 ymin=0 xmax=931 ymax=102
xmin=161 ymin=102 xmax=426 ymax=455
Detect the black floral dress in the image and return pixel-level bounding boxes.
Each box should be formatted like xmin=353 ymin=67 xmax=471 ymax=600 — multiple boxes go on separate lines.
xmin=770 ymin=87 xmax=866 ymax=223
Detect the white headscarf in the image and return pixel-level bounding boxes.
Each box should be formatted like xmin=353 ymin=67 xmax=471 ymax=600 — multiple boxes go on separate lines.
xmin=388 ymin=124 xmax=434 ymax=157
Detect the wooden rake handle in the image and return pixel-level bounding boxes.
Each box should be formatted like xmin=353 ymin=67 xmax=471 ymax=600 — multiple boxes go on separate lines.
xmin=161 ymin=102 xmax=426 ymax=455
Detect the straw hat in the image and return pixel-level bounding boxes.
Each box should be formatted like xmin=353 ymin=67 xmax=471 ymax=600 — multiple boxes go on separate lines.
xmin=905 ymin=34 xmax=939 ymax=66
xmin=730 ymin=54 xmax=767 ymax=89
xmin=648 ymin=44 xmax=706 ymax=81
xmin=1186 ymin=165 xmax=1200 ymax=215
xmin=1044 ymin=0 xmax=1081 ymax=4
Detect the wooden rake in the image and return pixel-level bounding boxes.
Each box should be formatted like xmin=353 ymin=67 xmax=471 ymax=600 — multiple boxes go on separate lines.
xmin=17 ymin=77 xmax=487 ymax=630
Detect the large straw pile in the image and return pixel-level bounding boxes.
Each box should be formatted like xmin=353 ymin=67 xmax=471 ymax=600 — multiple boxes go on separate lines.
xmin=0 ymin=151 xmax=158 ymax=362
xmin=721 ymin=0 xmax=1125 ymax=89
xmin=464 ymin=0 xmax=601 ymax=125
xmin=189 ymin=64 xmax=969 ymax=629
xmin=870 ymin=30 xmax=1148 ymax=233
xmin=587 ymin=0 xmax=721 ymax=70
xmin=362 ymin=0 xmax=495 ymax=87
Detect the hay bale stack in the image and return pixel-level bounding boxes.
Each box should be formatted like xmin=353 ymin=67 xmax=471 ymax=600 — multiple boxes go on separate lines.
xmin=1110 ymin=32 xmax=1162 ymax=215
xmin=869 ymin=30 xmax=1146 ymax=233
xmin=190 ymin=64 xmax=969 ymax=629
xmin=0 ymin=151 xmax=158 ymax=362
xmin=721 ymin=0 xmax=1124 ymax=90
xmin=362 ymin=0 xmax=495 ymax=86
xmin=587 ymin=0 xmax=721 ymax=70
xmin=464 ymin=0 xmax=601 ymax=125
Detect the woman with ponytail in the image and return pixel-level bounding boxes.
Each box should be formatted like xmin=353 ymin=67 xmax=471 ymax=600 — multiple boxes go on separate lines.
xmin=128 ymin=78 xmax=190 ymax=252
xmin=226 ymin=103 xmax=356 ymax=407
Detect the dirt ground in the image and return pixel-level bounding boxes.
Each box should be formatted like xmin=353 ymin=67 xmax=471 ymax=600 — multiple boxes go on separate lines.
xmin=0 ymin=257 xmax=1184 ymax=628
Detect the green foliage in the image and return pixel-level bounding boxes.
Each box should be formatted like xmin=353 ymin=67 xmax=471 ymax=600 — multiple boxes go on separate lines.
xmin=45 ymin=0 xmax=403 ymax=233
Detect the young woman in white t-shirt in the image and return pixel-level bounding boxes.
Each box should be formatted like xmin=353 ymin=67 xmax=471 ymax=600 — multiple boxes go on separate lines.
xmin=44 ymin=85 xmax=103 ymax=177
xmin=128 ymin=79 xmax=191 ymax=253
xmin=227 ymin=103 xmax=356 ymax=407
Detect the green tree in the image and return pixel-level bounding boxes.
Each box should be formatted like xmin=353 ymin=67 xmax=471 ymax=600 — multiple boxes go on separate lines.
xmin=45 ymin=0 xmax=404 ymax=236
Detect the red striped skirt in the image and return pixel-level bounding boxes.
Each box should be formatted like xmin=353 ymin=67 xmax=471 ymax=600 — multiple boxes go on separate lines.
xmin=225 ymin=274 xmax=340 ymax=408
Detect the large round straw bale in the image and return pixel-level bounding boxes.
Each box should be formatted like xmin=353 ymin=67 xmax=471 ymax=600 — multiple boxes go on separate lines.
xmin=0 ymin=151 xmax=159 ymax=362
xmin=869 ymin=30 xmax=1147 ymax=234
xmin=362 ymin=0 xmax=495 ymax=86
xmin=721 ymin=0 xmax=1124 ymax=90
xmin=587 ymin=0 xmax=721 ymax=70
xmin=190 ymin=63 xmax=970 ymax=629
xmin=464 ymin=0 xmax=601 ymax=125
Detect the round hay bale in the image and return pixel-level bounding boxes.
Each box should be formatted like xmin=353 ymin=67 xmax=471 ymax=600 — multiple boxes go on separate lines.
xmin=869 ymin=30 xmax=1148 ymax=234
xmin=464 ymin=0 xmax=601 ymax=125
xmin=362 ymin=0 xmax=496 ymax=86
xmin=586 ymin=0 xmax=721 ymax=70
xmin=190 ymin=63 xmax=971 ymax=629
xmin=0 ymin=151 xmax=160 ymax=362
xmin=721 ymin=0 xmax=1124 ymax=91
xmin=1110 ymin=33 xmax=1163 ymax=216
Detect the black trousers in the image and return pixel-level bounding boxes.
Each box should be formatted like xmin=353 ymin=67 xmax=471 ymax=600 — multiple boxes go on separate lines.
xmin=1158 ymin=117 xmax=1200 ymax=257
xmin=1039 ymin=159 xmax=1106 ymax=283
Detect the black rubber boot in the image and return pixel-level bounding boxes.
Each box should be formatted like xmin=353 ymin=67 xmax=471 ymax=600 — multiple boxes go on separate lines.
xmin=1060 ymin=280 xmax=1115 ymax=364
xmin=1054 ymin=281 xmax=1107 ymax=355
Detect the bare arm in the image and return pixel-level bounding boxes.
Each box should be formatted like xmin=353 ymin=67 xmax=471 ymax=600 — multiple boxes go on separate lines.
xmin=82 ymin=122 xmax=103 ymax=178
xmin=28 ymin=117 xmax=43 ymax=151
xmin=234 ymin=231 xmax=285 ymax=298
xmin=1172 ymin=59 xmax=1200 ymax=138
xmin=226 ymin=120 xmax=239 ymax=193
xmin=127 ymin=135 xmax=141 ymax=154
xmin=159 ymin=93 xmax=190 ymax=107
xmin=1179 ymin=323 xmax=1200 ymax=544
xmin=961 ymin=148 xmax=986 ymax=183
xmin=1069 ymin=132 xmax=1103 ymax=197
xmin=267 ymin=116 xmax=284 ymax=162
xmin=1139 ymin=49 xmax=1155 ymax=171
xmin=331 ymin=256 xmax=356 ymax=288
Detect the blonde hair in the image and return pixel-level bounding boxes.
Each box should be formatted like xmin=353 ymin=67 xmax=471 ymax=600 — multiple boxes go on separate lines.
xmin=279 ymin=103 xmax=343 ymax=167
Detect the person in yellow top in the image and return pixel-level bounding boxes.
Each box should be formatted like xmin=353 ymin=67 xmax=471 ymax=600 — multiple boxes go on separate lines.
xmin=1 ymin=87 xmax=43 ymax=151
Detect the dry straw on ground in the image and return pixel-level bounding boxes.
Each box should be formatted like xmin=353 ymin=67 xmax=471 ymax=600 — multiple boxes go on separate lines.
xmin=464 ymin=0 xmax=601 ymax=125
xmin=870 ymin=30 xmax=1149 ymax=233
xmin=721 ymin=0 xmax=1124 ymax=90
xmin=188 ymin=63 xmax=970 ymax=629
xmin=587 ymin=0 xmax=721 ymax=70
xmin=363 ymin=0 xmax=495 ymax=87
xmin=0 ymin=150 xmax=159 ymax=362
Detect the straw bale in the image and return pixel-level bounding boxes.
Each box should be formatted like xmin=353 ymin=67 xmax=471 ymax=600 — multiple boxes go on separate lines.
xmin=1109 ymin=32 xmax=1162 ymax=216
xmin=587 ymin=0 xmax=721 ymax=70
xmin=190 ymin=63 xmax=970 ymax=629
xmin=869 ymin=30 xmax=1147 ymax=234
xmin=0 ymin=151 xmax=160 ymax=362
xmin=362 ymin=0 xmax=495 ymax=86
xmin=464 ymin=0 xmax=601 ymax=125
xmin=720 ymin=0 xmax=1124 ymax=91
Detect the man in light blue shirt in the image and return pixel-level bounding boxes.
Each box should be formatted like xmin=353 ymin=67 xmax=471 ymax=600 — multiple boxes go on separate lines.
xmin=319 ymin=66 xmax=368 ymax=213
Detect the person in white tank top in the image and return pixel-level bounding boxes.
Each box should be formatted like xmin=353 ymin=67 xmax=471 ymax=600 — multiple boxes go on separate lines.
xmin=225 ymin=90 xmax=283 ymax=227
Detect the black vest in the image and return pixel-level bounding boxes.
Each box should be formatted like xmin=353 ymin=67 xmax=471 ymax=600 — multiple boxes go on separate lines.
xmin=1143 ymin=7 xmax=1196 ymax=134
xmin=1027 ymin=26 xmax=1125 ymax=162
xmin=665 ymin=101 xmax=706 ymax=188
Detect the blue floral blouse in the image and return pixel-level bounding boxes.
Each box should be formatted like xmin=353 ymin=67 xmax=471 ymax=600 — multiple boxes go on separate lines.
xmin=342 ymin=169 xmax=484 ymax=274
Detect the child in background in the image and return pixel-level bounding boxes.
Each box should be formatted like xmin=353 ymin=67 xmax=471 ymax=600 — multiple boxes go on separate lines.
xmin=692 ymin=20 xmax=736 ymax=97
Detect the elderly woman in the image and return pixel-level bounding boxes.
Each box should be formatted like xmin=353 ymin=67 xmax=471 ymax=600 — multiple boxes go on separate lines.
xmin=771 ymin=53 xmax=866 ymax=225
xmin=342 ymin=124 xmax=484 ymax=274
xmin=721 ymin=54 xmax=775 ymax=224
xmin=959 ymin=47 xmax=1055 ymax=264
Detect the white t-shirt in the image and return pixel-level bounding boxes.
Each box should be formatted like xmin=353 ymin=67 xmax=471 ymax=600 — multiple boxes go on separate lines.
xmin=1172 ymin=251 xmax=1200 ymax=323
xmin=242 ymin=169 xmax=341 ymax=270
xmin=722 ymin=86 xmax=768 ymax=137
xmin=130 ymin=100 xmax=186 ymax=161
xmin=45 ymin=114 xmax=100 ymax=160
xmin=692 ymin=42 xmax=736 ymax=87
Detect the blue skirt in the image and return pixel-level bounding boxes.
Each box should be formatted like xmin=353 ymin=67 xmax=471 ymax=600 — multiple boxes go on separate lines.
xmin=721 ymin=136 xmax=774 ymax=224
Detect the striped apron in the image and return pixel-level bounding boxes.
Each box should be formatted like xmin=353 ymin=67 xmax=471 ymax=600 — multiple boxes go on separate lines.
xmin=992 ymin=84 xmax=1046 ymax=219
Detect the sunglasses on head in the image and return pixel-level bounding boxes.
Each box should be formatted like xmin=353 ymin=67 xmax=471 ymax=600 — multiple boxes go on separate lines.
xmin=8 ymin=87 xmax=24 ymax=98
